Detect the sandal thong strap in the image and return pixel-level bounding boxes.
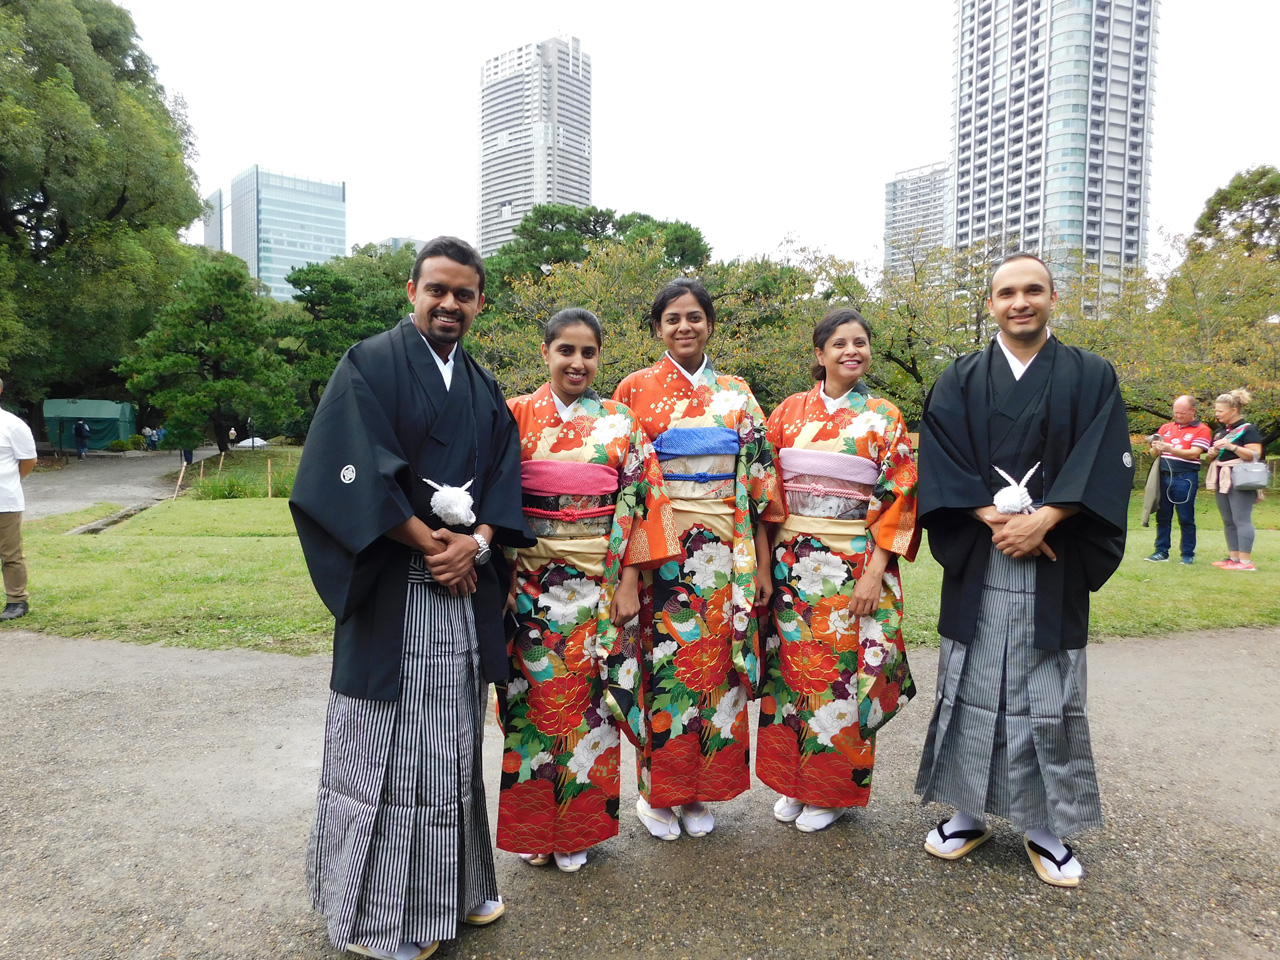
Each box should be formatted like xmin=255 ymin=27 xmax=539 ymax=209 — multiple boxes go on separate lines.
xmin=1026 ymin=839 xmax=1076 ymax=869
xmin=936 ymin=819 xmax=987 ymax=842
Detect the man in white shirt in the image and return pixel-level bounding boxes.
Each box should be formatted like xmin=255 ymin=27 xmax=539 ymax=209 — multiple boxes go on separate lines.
xmin=0 ymin=377 xmax=37 ymax=621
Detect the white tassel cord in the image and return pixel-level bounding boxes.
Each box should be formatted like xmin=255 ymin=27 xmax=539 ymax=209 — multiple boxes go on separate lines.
xmin=992 ymin=462 xmax=1040 ymax=515
xmin=423 ymin=478 xmax=476 ymax=526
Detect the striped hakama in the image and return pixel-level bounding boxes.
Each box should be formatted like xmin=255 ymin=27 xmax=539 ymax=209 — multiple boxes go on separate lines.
xmin=915 ymin=547 xmax=1102 ymax=837
xmin=308 ymin=557 xmax=499 ymax=953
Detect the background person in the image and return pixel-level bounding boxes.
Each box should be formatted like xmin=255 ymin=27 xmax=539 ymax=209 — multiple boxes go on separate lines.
xmin=1204 ymin=388 xmax=1265 ymax=571
xmin=0 ymin=377 xmax=37 ymax=622
xmin=497 ymin=308 xmax=679 ymax=873
xmin=612 ymin=278 xmax=782 ymax=841
xmin=1145 ymin=395 xmax=1212 ymax=564
xmin=73 ymin=418 xmax=91 ymax=461
xmin=756 ymin=309 xmax=918 ymax=834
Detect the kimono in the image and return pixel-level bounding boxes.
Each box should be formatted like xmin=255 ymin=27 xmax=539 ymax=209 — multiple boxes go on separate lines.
xmin=496 ymin=385 xmax=680 ymax=855
xmin=913 ymin=335 xmax=1133 ymax=836
xmin=613 ymin=354 xmax=782 ymax=806
xmin=756 ymin=384 xmax=919 ymax=808
xmin=290 ymin=318 xmax=535 ymax=952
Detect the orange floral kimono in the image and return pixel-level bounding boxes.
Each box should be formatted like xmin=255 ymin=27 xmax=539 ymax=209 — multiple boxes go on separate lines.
xmin=496 ymin=385 xmax=679 ymax=854
xmin=756 ymin=384 xmax=918 ymax=808
xmin=613 ymin=354 xmax=782 ymax=806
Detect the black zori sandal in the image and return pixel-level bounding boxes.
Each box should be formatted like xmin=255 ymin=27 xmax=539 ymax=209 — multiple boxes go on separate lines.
xmin=924 ymin=819 xmax=993 ymax=860
xmin=1024 ymin=837 xmax=1082 ymax=888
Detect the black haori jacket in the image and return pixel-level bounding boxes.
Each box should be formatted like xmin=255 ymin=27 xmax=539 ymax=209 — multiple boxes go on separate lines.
xmin=290 ymin=317 xmax=534 ymax=699
xmin=916 ymin=335 xmax=1134 ymax=651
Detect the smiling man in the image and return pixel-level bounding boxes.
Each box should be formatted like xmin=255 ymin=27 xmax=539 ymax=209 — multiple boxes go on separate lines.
xmin=913 ymin=253 xmax=1133 ymax=889
xmin=291 ymin=236 xmax=534 ymax=960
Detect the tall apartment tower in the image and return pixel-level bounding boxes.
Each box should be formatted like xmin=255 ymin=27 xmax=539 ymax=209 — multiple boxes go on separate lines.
xmin=947 ymin=0 xmax=1158 ymax=270
xmin=202 ymin=189 xmax=224 ymax=251
xmin=884 ymin=163 xmax=950 ymax=274
xmin=229 ymin=165 xmax=346 ymax=301
xmin=477 ymin=36 xmax=591 ymax=257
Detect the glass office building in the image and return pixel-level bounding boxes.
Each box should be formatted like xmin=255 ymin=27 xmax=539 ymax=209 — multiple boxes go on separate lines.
xmin=230 ymin=166 xmax=346 ymax=300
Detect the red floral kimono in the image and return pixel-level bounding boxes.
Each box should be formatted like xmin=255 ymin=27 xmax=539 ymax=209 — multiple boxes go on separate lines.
xmin=756 ymin=384 xmax=918 ymax=807
xmin=496 ymin=385 xmax=679 ymax=854
xmin=613 ymin=355 xmax=782 ymax=806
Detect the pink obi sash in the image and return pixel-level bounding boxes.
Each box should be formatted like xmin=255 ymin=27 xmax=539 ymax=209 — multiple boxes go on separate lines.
xmin=521 ymin=460 xmax=620 ymax=522
xmin=779 ymin=447 xmax=879 ymax=500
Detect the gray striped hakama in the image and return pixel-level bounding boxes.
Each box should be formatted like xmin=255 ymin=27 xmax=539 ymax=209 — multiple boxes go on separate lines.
xmin=915 ymin=546 xmax=1103 ymax=837
xmin=308 ymin=556 xmax=499 ymax=954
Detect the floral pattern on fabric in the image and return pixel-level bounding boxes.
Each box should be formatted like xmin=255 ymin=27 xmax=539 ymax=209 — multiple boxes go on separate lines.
xmin=613 ymin=355 xmax=783 ymax=805
xmin=756 ymin=385 xmax=918 ymax=808
xmin=496 ymin=385 xmax=679 ymax=854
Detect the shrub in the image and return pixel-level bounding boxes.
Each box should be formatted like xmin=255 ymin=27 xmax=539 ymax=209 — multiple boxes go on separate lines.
xmin=107 ymin=440 xmax=129 ymax=452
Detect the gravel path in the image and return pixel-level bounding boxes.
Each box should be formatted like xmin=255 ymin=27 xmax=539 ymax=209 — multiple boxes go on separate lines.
xmin=1 ymin=628 xmax=1276 ymax=960
xmin=24 ymin=450 xmax=218 ymax=520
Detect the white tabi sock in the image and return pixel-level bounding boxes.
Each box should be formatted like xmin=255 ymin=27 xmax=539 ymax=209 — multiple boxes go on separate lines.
xmin=927 ymin=811 xmax=987 ymax=855
xmin=1025 ymin=828 xmax=1084 ymax=881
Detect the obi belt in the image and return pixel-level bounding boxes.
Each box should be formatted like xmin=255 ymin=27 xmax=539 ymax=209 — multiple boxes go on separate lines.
xmin=779 ymin=447 xmax=878 ymax=524
xmin=521 ymin=460 xmax=619 ymax=538
xmin=653 ymin=426 xmax=738 ymax=501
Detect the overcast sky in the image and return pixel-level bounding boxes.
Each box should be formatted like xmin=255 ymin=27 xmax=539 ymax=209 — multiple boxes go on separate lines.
xmin=120 ymin=0 xmax=1278 ymax=275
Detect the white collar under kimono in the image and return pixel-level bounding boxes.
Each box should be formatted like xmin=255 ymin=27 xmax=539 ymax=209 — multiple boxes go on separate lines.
xmin=995 ymin=329 xmax=1053 ymax=381
xmin=551 ymin=390 xmax=581 ymax=422
xmin=666 ymin=351 xmax=708 ymax=386
xmin=420 ymin=333 xmax=457 ymax=390
xmin=819 ymin=384 xmax=855 ymax=414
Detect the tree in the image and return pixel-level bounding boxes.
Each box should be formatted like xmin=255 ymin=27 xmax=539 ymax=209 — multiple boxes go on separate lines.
xmin=483 ymin=204 xmax=711 ymax=310
xmin=119 ymin=253 xmax=298 ymax=451
xmin=1192 ymin=165 xmax=1280 ymax=261
xmin=0 ymin=0 xmax=203 ymax=409
xmin=281 ymin=243 xmax=416 ymax=429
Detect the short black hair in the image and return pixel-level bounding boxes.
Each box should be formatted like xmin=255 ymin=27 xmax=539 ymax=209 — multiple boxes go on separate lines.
xmin=648 ymin=278 xmax=715 ymax=336
xmin=989 ymin=252 xmax=1054 ymax=295
xmin=811 ymin=308 xmax=872 ymax=382
xmin=544 ymin=308 xmax=603 ymax=347
xmin=412 ymin=236 xmax=486 ymax=293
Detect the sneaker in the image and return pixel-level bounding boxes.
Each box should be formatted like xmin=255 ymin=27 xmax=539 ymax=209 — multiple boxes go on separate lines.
xmin=1180 ymin=557 xmax=1194 ymax=565
xmin=1226 ymin=560 xmax=1257 ymax=571
xmin=1144 ymin=552 xmax=1169 ymax=562
xmin=1211 ymin=558 xmax=1235 ymax=568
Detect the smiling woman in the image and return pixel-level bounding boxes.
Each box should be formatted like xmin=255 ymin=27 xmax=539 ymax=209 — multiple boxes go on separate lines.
xmin=611 ymin=278 xmax=783 ymax=841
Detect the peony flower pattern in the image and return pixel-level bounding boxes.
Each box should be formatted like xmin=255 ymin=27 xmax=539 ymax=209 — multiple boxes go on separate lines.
xmin=756 ymin=383 xmax=918 ymax=810
xmin=611 ymin=354 xmax=783 ymax=808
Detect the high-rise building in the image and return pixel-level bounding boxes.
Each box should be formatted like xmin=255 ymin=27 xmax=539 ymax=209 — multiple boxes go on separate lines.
xmin=477 ymin=36 xmax=591 ymax=257
xmin=884 ymin=163 xmax=949 ymax=274
xmin=230 ymin=165 xmax=346 ymax=300
xmin=375 ymin=237 xmax=426 ymax=256
xmin=202 ymin=189 xmax=223 ymax=251
xmin=946 ymin=0 xmax=1158 ymax=271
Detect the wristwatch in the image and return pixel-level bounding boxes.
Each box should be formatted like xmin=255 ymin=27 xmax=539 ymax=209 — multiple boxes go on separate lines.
xmin=471 ymin=532 xmax=492 ymax=565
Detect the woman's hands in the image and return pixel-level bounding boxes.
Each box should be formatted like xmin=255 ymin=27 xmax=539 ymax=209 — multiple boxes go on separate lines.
xmin=850 ymin=544 xmax=891 ymax=617
xmin=610 ymin=566 xmax=642 ymax=627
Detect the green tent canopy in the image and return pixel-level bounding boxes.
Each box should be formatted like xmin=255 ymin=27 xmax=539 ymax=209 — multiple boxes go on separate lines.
xmin=42 ymin=399 xmax=136 ymax=451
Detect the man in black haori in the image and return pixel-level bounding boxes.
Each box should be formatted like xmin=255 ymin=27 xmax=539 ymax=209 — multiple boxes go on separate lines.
xmin=291 ymin=236 xmax=533 ymax=960
xmin=914 ymin=253 xmax=1132 ymax=888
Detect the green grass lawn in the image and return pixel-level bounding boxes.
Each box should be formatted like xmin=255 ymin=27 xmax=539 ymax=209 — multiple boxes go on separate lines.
xmin=15 ymin=492 xmax=1280 ymax=655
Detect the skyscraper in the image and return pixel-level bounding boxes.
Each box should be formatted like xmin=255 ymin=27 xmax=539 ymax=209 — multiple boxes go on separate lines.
xmin=884 ymin=163 xmax=949 ymax=274
xmin=947 ymin=0 xmax=1158 ymax=271
xmin=202 ymin=189 xmax=223 ymax=251
xmin=477 ymin=36 xmax=591 ymax=257
xmin=230 ymin=165 xmax=346 ymax=300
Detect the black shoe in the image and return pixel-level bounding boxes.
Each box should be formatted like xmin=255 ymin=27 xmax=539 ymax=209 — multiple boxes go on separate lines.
xmin=1144 ymin=552 xmax=1169 ymax=562
xmin=0 ymin=602 xmax=29 ymax=621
